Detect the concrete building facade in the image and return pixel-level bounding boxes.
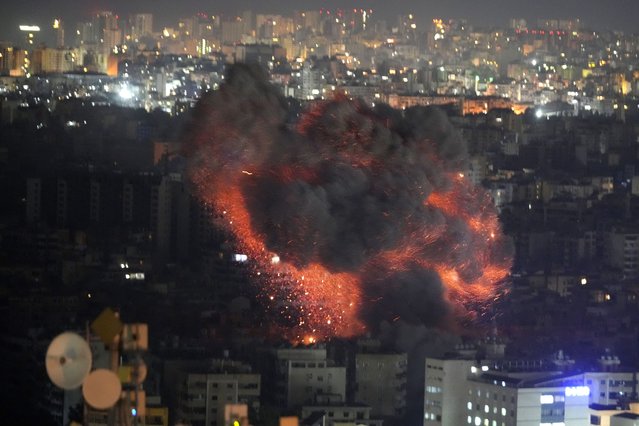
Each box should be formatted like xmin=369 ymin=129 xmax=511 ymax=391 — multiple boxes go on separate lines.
xmin=355 ymin=353 xmax=407 ymax=419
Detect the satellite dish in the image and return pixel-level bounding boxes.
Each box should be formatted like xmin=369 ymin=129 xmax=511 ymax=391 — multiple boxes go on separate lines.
xmin=83 ymin=369 xmax=122 ymax=410
xmin=45 ymin=332 xmax=92 ymax=390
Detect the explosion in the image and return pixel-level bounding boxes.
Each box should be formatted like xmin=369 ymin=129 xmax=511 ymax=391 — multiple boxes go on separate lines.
xmin=185 ymin=64 xmax=513 ymax=343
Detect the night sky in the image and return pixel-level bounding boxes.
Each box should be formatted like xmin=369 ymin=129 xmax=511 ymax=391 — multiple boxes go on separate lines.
xmin=1 ymin=0 xmax=637 ymax=43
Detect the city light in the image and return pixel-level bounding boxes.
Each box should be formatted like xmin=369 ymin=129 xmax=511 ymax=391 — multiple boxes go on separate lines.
xmin=118 ymin=86 xmax=134 ymax=100
xmin=3 ymin=8 xmax=639 ymax=426
xmin=19 ymin=25 xmax=40 ymax=32
xmin=540 ymin=394 xmax=555 ymax=404
xmin=565 ymin=386 xmax=590 ymax=397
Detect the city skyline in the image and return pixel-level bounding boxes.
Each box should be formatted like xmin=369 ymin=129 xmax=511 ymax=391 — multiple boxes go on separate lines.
xmin=2 ymin=0 xmax=639 ymax=422
xmin=1 ymin=0 xmax=638 ymax=44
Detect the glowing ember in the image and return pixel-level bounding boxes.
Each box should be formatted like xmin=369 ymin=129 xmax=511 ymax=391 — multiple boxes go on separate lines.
xmin=186 ymin=64 xmax=513 ymax=343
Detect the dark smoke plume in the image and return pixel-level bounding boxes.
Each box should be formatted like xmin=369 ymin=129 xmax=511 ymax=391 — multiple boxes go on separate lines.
xmin=185 ymin=63 xmax=512 ymax=331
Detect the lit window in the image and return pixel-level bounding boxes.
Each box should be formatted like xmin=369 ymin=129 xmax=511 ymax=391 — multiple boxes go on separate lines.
xmin=540 ymin=395 xmax=554 ymax=404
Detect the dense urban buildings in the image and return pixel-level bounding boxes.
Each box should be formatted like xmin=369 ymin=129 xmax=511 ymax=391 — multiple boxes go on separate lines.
xmin=2 ymin=6 xmax=639 ymax=426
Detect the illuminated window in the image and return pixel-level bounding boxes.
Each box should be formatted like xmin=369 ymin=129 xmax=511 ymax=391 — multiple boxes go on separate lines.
xmin=540 ymin=395 xmax=554 ymax=404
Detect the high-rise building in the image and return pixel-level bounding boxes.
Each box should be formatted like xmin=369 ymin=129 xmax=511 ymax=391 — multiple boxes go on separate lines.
xmin=75 ymin=21 xmax=95 ymax=46
xmin=343 ymin=9 xmax=372 ymax=34
xmin=300 ymin=62 xmax=324 ymax=100
xmin=52 ymin=18 xmax=64 ymax=47
xmin=221 ymin=19 xmax=245 ymax=44
xmin=93 ymin=11 xmax=121 ymax=53
xmin=18 ymin=24 xmax=40 ymax=49
xmin=397 ymin=13 xmax=418 ymax=43
xmin=296 ymin=10 xmax=321 ymax=33
xmin=424 ymin=358 xmax=479 ymax=426
xmin=0 ymin=44 xmax=25 ymax=76
xmin=31 ymin=47 xmax=76 ymax=74
xmin=178 ymin=17 xmax=195 ymax=39
xmin=129 ymin=13 xmax=153 ymax=41
xmin=241 ymin=10 xmax=255 ymax=36
xmin=355 ymin=353 xmax=407 ymax=418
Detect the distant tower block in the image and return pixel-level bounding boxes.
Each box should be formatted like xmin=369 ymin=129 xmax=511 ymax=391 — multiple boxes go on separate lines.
xmin=18 ymin=25 xmax=40 ymax=75
xmin=53 ymin=19 xmax=65 ymax=47
xmin=19 ymin=24 xmax=40 ymax=48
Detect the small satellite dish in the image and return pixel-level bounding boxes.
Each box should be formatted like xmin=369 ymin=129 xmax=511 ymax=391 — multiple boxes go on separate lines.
xmin=45 ymin=332 xmax=92 ymax=390
xmin=83 ymin=369 xmax=122 ymax=410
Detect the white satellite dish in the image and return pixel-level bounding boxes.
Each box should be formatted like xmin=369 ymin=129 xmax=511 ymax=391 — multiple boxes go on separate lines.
xmin=83 ymin=369 xmax=122 ymax=410
xmin=45 ymin=332 xmax=92 ymax=390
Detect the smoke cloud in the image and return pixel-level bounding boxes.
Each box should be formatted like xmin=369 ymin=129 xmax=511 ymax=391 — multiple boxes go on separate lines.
xmin=186 ymin=64 xmax=512 ymax=337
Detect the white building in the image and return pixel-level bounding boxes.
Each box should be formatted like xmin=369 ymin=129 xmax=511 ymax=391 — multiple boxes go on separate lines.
xmin=176 ymin=370 xmax=260 ymax=426
xmin=424 ymin=358 xmax=478 ymax=426
xmin=465 ymin=372 xmax=589 ymax=426
xmin=585 ymin=371 xmax=638 ymax=406
xmin=422 ymin=357 xmax=632 ymax=426
xmin=276 ymin=347 xmax=346 ymax=409
xmin=300 ymin=64 xmax=323 ymax=100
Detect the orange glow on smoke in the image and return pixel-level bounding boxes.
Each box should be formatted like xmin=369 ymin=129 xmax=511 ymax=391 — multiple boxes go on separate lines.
xmin=424 ymin=175 xmax=510 ymax=307
xmin=189 ymin=96 xmax=511 ymax=344
xmin=193 ymin=172 xmax=365 ymax=342
xmin=193 ymin=166 xmax=510 ymax=342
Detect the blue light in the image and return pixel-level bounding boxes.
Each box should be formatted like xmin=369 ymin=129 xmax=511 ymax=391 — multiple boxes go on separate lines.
xmin=131 ymin=408 xmax=137 ymax=417
xmin=565 ymin=386 xmax=589 ymax=397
